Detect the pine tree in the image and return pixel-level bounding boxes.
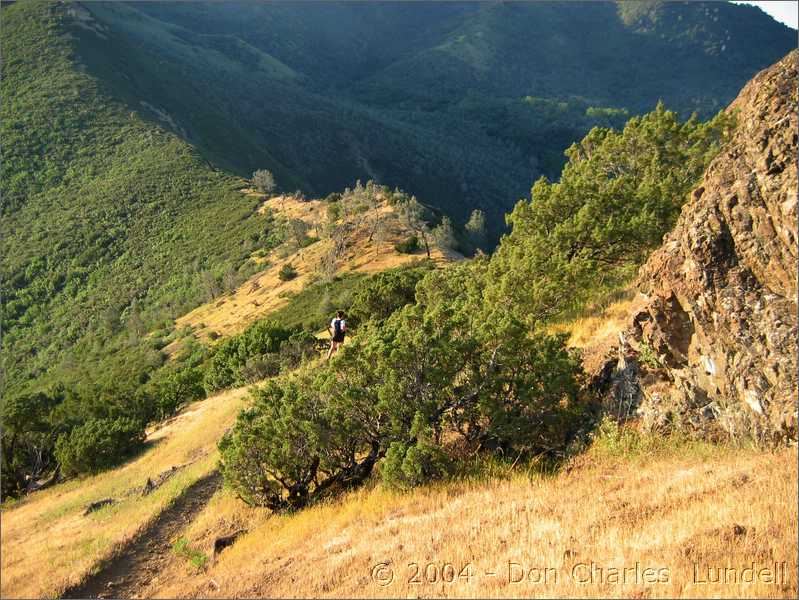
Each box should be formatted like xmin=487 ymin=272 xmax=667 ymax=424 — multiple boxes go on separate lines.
xmin=464 ymin=209 xmax=487 ymax=252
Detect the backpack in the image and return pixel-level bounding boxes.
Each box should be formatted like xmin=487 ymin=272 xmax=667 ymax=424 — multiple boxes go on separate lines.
xmin=333 ymin=318 xmax=344 ymax=338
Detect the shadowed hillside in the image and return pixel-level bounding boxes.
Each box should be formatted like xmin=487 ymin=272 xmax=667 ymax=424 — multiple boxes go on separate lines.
xmin=38 ymin=1 xmax=798 ymax=229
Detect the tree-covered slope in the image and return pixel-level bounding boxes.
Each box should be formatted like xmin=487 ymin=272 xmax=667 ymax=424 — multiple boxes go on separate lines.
xmin=45 ymin=0 xmax=795 ymax=233
xmin=356 ymin=1 xmax=795 ymax=113
xmin=1 ymin=1 xmax=274 ymax=395
xmin=1 ymin=0 xmax=794 ymax=397
xmin=63 ymin=1 xmax=532 ymax=230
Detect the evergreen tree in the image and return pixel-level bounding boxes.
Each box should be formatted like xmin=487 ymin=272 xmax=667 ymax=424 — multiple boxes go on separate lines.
xmin=487 ymin=103 xmax=734 ymax=325
xmin=464 ymin=209 xmax=487 ymax=252
xmin=432 ymin=216 xmax=458 ymax=251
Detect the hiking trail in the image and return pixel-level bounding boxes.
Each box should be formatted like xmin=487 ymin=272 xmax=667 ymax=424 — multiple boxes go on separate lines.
xmin=62 ymin=471 xmax=222 ymax=599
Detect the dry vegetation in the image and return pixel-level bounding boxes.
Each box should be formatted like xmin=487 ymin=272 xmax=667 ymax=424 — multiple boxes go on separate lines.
xmin=548 ymin=286 xmax=645 ymax=373
xmin=2 ymin=377 xmax=795 ymax=599
xmin=145 ymin=438 xmax=798 ymax=599
xmin=0 ymin=387 xmax=249 ymax=599
xmin=2 ymin=196 xmax=794 ymax=600
xmin=168 ymin=192 xmax=459 ymax=349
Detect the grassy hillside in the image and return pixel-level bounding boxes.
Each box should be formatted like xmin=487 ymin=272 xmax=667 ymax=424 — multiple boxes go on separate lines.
xmin=168 ymin=190 xmax=460 ymax=349
xmin=0 ymin=385 xmax=250 ymax=598
xmin=2 ymin=379 xmax=794 ymax=598
xmin=151 ymin=440 xmax=798 ymax=599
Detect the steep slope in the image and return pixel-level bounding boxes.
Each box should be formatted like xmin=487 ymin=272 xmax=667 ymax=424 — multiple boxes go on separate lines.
xmin=10 ymin=378 xmax=789 ymax=595
xmin=137 ymin=444 xmax=799 ymax=599
xmin=167 ymin=190 xmax=461 ymax=350
xmin=0 ymin=1 xmax=275 ymax=396
xmin=67 ymin=1 xmax=531 ymax=230
xmin=43 ymin=1 xmax=797 ymax=233
xmin=2 ymin=383 xmax=795 ymax=599
xmin=593 ymin=51 xmax=797 ymax=442
xmin=0 ymin=386 xmax=250 ymax=599
xmin=357 ymin=1 xmax=795 ymax=113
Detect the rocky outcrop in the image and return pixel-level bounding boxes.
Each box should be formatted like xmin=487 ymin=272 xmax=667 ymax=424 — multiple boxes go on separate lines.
xmin=600 ymin=51 xmax=798 ymax=443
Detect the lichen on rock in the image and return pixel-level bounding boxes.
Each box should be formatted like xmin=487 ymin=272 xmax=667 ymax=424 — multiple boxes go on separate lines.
xmin=597 ymin=51 xmax=798 ymax=444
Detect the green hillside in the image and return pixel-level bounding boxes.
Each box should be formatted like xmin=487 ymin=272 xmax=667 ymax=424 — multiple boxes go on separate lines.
xmin=109 ymin=1 xmax=794 ymax=221
xmin=26 ymin=0 xmax=793 ymax=233
xmin=0 ymin=0 xmax=793 ymax=426
xmin=1 ymin=0 xmax=275 ymax=396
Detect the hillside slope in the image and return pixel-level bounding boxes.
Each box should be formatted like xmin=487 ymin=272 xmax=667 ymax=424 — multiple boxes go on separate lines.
xmin=142 ymin=443 xmax=799 ymax=599
xmin=2 ymin=382 xmax=794 ymax=598
xmin=0 ymin=1 xmax=275 ymax=396
xmin=42 ymin=1 xmax=798 ymax=231
xmin=168 ymin=190 xmax=460 ymax=349
xmin=0 ymin=386 xmax=250 ymax=598
xmin=1 ymin=0 xmax=794 ymax=398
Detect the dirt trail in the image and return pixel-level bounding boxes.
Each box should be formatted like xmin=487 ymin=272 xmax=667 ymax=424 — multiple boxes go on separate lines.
xmin=62 ymin=471 xmax=222 ymax=599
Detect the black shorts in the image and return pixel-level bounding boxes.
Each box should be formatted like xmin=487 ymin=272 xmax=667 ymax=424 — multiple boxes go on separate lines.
xmin=332 ymin=334 xmax=345 ymax=343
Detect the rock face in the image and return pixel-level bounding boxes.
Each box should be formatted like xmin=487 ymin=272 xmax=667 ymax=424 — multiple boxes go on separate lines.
xmin=603 ymin=51 xmax=797 ymax=443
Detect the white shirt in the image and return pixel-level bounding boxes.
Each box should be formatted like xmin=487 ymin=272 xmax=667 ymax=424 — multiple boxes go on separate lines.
xmin=331 ymin=318 xmax=346 ymax=331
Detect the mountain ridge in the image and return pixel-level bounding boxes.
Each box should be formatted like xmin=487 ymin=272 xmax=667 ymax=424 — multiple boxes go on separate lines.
xmin=61 ymin=1 xmax=798 ymax=225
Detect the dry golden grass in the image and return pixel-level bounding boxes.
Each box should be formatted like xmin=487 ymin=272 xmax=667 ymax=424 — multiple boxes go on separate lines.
xmin=2 ymin=377 xmax=794 ymax=599
xmin=548 ymin=286 xmax=645 ymax=374
xmin=0 ymin=386 xmax=249 ymax=599
xmin=147 ymin=441 xmax=797 ymax=599
xmin=550 ymin=287 xmax=642 ymax=349
xmin=169 ymin=193 xmax=460 ymax=349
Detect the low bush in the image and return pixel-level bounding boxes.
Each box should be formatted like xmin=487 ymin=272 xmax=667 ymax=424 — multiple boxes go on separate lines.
xmin=394 ymin=235 xmax=419 ymax=254
xmin=239 ymin=353 xmax=282 ymax=384
xmin=219 ymin=262 xmax=586 ymax=511
xmin=278 ymin=264 xmax=298 ymax=281
xmin=172 ymin=537 xmax=209 ymax=571
xmin=347 ymin=261 xmax=433 ymax=327
xmin=203 ymin=320 xmax=294 ymax=392
xmin=147 ymin=365 xmax=206 ymax=420
xmin=55 ymin=417 xmax=146 ymax=476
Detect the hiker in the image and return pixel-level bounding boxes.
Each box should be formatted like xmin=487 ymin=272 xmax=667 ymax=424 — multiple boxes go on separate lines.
xmin=327 ymin=310 xmax=347 ymax=359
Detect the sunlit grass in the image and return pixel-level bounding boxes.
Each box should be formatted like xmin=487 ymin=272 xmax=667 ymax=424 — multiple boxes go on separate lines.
xmin=0 ymin=387 xmax=249 ymax=599
xmin=150 ymin=433 xmax=796 ymax=599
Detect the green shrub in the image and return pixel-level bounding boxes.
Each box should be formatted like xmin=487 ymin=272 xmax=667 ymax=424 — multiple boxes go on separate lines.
xmin=220 ymin=261 xmax=585 ymax=509
xmin=637 ymin=340 xmax=662 ymax=369
xmin=381 ymin=416 xmax=451 ymax=489
xmin=219 ymin=376 xmax=357 ymax=510
xmin=239 ymin=353 xmax=282 ymax=383
xmin=347 ymin=262 xmax=433 ymax=326
xmin=55 ymin=417 xmax=146 ymax=476
xmin=148 ymin=365 xmax=206 ymax=419
xmin=394 ymin=235 xmax=419 ymax=254
xmin=487 ymin=104 xmax=734 ymax=326
xmin=299 ymin=235 xmax=319 ymax=248
xmin=278 ymin=330 xmax=321 ymax=371
xmin=203 ymin=320 xmax=294 ymax=392
xmin=278 ymin=264 xmax=298 ymax=281
xmin=1 ymin=388 xmax=64 ymax=496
